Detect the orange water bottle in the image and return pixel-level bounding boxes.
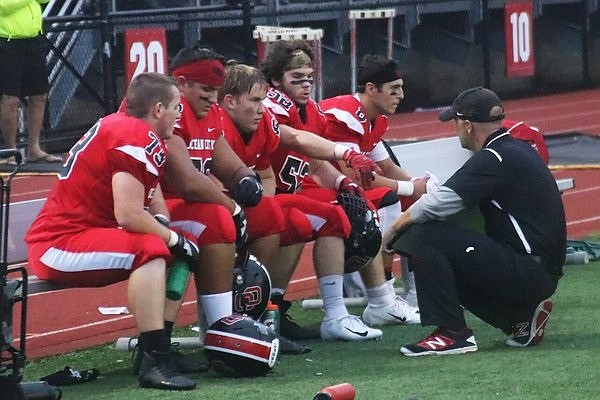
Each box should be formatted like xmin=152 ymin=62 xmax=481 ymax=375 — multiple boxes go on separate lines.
xmin=313 ymin=383 xmax=356 ymax=400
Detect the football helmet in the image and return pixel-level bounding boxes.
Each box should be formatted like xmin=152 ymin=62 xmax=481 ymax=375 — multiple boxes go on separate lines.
xmin=337 ymin=192 xmax=382 ymax=273
xmin=232 ymin=251 xmax=272 ymax=320
xmin=203 ymin=314 xmax=279 ymax=377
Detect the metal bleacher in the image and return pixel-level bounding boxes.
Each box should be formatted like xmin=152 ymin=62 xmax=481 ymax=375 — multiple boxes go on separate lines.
xmin=38 ymin=0 xmax=600 ymax=152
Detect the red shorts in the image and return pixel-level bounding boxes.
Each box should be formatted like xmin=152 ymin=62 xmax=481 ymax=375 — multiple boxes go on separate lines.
xmin=27 ymin=228 xmax=170 ymax=287
xmin=244 ymin=195 xmax=285 ymax=241
xmin=274 ymin=192 xmax=351 ymax=246
xmin=166 ymin=198 xmax=236 ymax=246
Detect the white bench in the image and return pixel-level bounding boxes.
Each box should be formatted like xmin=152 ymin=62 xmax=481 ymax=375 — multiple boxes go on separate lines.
xmin=390 ymin=136 xmax=574 ymax=191
xmin=388 ymin=137 xmax=574 ymax=254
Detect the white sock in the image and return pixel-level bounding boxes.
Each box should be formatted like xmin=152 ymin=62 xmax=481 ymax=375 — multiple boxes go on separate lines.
xmin=386 ymin=276 xmax=397 ymax=297
xmin=319 ymin=275 xmax=348 ymax=320
xmin=201 ymin=291 xmax=233 ymax=326
xmin=366 ymin=283 xmax=394 ymax=308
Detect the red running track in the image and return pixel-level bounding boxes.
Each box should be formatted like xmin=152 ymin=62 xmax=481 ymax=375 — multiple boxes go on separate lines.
xmin=6 ymin=88 xmax=600 ymax=359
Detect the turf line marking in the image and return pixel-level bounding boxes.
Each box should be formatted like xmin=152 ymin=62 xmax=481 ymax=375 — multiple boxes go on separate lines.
xmin=562 ymin=185 xmax=600 ymax=196
xmin=568 ymin=215 xmax=600 ymax=226
xmin=15 ymin=300 xmax=199 ymax=342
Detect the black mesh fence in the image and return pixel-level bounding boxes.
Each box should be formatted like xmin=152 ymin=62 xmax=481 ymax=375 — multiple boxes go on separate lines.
xmin=1 ymin=0 xmax=598 ymax=154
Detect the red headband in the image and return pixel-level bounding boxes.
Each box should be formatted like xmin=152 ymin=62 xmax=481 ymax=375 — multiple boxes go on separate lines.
xmin=172 ymin=59 xmax=225 ymax=87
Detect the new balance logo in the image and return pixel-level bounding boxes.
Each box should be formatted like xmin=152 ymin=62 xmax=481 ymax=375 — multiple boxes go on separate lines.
xmin=423 ymin=336 xmax=453 ymax=350
xmin=513 ymin=322 xmax=530 ymax=338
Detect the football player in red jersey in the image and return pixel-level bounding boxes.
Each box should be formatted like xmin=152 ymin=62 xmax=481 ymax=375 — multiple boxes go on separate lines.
xmin=115 ymin=48 xmax=254 ymax=363
xmin=260 ymin=41 xmax=421 ymax=329
xmin=219 ymin=65 xmax=382 ymax=340
xmin=319 ymin=54 xmax=431 ymax=310
xmin=166 ymin=46 xmax=322 ymax=355
xmin=26 ymin=73 xmax=197 ymax=391
xmin=160 ymin=45 xmax=285 ymax=346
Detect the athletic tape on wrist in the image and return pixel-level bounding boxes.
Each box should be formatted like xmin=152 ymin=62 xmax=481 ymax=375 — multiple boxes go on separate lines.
xmin=167 ymin=230 xmax=179 ymax=247
xmin=396 ymin=180 xmax=414 ymax=196
xmin=334 ymin=144 xmax=350 ymax=160
xmin=334 ymin=175 xmax=346 ymax=190
xmin=232 ymin=202 xmax=242 ymax=216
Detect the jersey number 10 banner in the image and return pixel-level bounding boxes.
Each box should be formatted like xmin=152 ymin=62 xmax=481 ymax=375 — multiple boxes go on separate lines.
xmin=504 ymin=2 xmax=535 ymax=77
xmin=123 ymin=28 xmax=168 ymax=84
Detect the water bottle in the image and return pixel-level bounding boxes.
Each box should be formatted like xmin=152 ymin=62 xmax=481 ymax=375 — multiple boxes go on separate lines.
xmin=261 ymin=301 xmax=280 ymax=335
xmin=313 ymin=383 xmax=356 ymax=400
xmin=564 ymin=251 xmax=589 ymax=265
xmin=166 ymin=257 xmax=191 ymax=300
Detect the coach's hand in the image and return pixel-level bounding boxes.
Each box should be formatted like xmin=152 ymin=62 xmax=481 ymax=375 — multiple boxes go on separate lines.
xmin=168 ymin=228 xmax=200 ymax=257
xmin=233 ymin=174 xmax=263 ymax=207
xmin=342 ymin=149 xmax=382 ymax=188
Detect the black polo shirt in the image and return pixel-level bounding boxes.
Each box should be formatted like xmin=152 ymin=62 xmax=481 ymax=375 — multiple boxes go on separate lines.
xmin=445 ymin=129 xmax=566 ymax=276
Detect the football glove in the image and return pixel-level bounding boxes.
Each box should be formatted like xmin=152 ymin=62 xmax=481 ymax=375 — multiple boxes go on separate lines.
xmin=232 ymin=203 xmax=248 ymax=251
xmin=232 ymin=175 xmax=263 ymax=207
xmin=342 ymin=149 xmax=383 ymax=188
xmin=154 ymin=213 xmax=169 ymax=227
xmin=168 ymin=228 xmax=200 ymax=258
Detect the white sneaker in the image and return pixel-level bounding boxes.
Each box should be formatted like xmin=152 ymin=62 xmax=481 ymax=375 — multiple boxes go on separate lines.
xmin=320 ymin=315 xmax=383 ymax=341
xmin=363 ymin=296 xmax=421 ymax=326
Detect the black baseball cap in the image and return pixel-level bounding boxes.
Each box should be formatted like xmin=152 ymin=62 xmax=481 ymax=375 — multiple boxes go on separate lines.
xmin=439 ymin=87 xmax=505 ymax=122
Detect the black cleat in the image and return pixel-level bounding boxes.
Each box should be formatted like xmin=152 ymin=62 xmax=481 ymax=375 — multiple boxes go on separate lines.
xmin=169 ymin=342 xmax=210 ymax=373
xmin=278 ymin=335 xmax=312 ymax=355
xmin=272 ymin=296 xmax=320 ymax=340
xmin=138 ymin=350 xmax=196 ymax=390
xmin=133 ymin=342 xmax=209 ymax=375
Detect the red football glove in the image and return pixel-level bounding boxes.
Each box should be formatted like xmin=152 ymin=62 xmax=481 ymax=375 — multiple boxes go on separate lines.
xmin=337 ymin=176 xmax=365 ymax=198
xmin=342 ymin=148 xmax=383 ymax=188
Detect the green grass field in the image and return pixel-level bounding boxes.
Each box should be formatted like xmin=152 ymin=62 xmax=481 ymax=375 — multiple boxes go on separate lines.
xmin=22 ymin=253 xmax=600 ymax=400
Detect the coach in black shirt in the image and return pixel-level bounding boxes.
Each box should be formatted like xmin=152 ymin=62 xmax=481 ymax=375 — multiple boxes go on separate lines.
xmin=383 ymin=87 xmax=566 ymax=357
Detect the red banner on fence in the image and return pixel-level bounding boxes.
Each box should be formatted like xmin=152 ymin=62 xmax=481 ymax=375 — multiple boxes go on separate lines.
xmin=123 ymin=28 xmax=168 ymax=84
xmin=504 ymin=2 xmax=535 ymax=77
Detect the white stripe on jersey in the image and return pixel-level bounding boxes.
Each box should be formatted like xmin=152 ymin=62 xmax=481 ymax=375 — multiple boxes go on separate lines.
xmin=116 ymin=145 xmax=159 ymax=176
xmin=263 ymin=98 xmax=291 ymax=117
xmin=323 ymin=108 xmax=365 ymax=135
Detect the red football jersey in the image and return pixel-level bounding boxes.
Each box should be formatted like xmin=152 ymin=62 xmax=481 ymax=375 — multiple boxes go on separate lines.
xmin=26 ymin=113 xmax=166 ymax=243
xmin=222 ymin=107 xmax=281 ymax=171
xmin=319 ymin=94 xmax=388 ymax=153
xmin=161 ymin=99 xmax=225 ymax=197
xmin=264 ymin=88 xmax=327 ymax=193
